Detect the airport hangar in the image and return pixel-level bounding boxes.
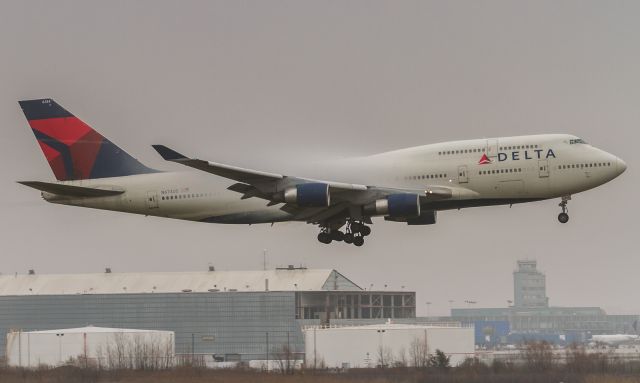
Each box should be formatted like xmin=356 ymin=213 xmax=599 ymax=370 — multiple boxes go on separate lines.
xmin=0 ymin=266 xmax=418 ymax=362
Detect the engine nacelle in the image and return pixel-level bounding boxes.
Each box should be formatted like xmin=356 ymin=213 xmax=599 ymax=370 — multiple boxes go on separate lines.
xmin=283 ymin=183 xmax=330 ymax=207
xmin=364 ymin=194 xmax=421 ymax=218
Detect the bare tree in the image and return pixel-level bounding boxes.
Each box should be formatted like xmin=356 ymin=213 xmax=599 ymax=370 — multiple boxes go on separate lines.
xmin=395 ymin=347 xmax=408 ymax=368
xmin=376 ymin=344 xmax=394 ymax=368
xmin=96 ymin=333 xmax=174 ymax=370
xmin=523 ymin=341 xmax=554 ymax=372
xmin=565 ymin=344 xmax=611 ymax=374
xmin=410 ymin=335 xmax=429 ymax=368
xmin=273 ymin=344 xmax=295 ymax=375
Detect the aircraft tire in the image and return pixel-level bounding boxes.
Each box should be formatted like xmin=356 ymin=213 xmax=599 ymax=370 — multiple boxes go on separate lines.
xmin=353 ymin=236 xmax=365 ymax=247
xmin=331 ymin=231 xmax=345 ymax=241
xmin=558 ymin=212 xmax=569 ymax=224
xmin=344 ymin=233 xmax=354 ymax=244
xmin=361 ymin=225 xmax=371 ymax=236
xmin=318 ymin=232 xmax=332 ymax=244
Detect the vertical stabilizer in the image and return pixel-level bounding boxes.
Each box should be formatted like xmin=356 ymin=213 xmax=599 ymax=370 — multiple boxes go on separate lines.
xmin=19 ymin=98 xmax=156 ymax=181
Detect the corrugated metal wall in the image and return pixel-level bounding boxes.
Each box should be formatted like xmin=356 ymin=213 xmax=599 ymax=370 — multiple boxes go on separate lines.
xmin=0 ymin=292 xmax=303 ymax=361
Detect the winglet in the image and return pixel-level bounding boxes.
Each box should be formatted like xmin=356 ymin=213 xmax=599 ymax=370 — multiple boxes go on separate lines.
xmin=152 ymin=145 xmax=187 ymax=161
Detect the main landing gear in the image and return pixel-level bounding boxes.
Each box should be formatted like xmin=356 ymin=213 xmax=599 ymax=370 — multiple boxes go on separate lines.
xmin=558 ymin=196 xmax=570 ymax=224
xmin=317 ymin=220 xmax=371 ymax=246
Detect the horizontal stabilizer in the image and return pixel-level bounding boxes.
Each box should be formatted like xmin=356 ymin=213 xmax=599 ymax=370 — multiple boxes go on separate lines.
xmin=18 ymin=181 xmax=125 ymax=197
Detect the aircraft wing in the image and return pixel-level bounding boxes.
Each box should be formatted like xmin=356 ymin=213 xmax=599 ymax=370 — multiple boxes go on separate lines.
xmin=152 ymin=145 xmax=467 ymax=224
xmin=152 ymin=145 xmax=369 ymax=194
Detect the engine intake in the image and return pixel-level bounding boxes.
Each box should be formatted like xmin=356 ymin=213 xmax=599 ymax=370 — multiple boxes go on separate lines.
xmin=364 ymin=194 xmax=421 ymax=218
xmin=283 ymin=183 xmax=330 ymax=207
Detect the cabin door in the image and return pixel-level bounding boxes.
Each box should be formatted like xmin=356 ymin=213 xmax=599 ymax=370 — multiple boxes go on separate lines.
xmin=146 ymin=191 xmax=159 ymax=209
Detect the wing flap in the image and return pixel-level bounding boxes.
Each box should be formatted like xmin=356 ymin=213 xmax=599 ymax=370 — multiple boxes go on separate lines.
xmin=18 ymin=181 xmax=125 ymax=197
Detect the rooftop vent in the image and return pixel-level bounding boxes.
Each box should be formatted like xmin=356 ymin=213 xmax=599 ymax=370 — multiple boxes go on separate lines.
xmin=28 ymin=269 xmax=35 ymax=275
xmin=208 ymin=265 xmax=215 ymax=272
xmin=276 ymin=265 xmax=308 ymax=271
xmin=105 ymin=267 xmax=112 ymax=274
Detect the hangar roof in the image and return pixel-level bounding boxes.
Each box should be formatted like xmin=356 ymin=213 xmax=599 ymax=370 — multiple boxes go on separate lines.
xmin=18 ymin=326 xmax=173 ymax=334
xmin=0 ymin=268 xmax=362 ymax=296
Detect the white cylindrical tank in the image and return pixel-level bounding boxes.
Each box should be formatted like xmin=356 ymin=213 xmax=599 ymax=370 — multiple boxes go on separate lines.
xmin=6 ymin=326 xmax=174 ymax=368
xmin=304 ymin=323 xmax=474 ymax=368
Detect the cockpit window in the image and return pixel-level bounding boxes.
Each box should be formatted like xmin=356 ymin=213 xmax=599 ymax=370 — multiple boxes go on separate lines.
xmin=569 ymin=138 xmax=588 ymax=144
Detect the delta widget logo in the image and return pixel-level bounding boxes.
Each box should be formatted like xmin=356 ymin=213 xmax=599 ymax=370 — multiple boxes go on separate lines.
xmin=478 ymin=149 xmax=556 ymax=165
xmin=478 ymin=153 xmax=491 ymax=165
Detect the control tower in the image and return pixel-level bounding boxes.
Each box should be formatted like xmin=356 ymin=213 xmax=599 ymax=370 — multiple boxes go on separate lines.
xmin=513 ymin=260 xmax=549 ymax=308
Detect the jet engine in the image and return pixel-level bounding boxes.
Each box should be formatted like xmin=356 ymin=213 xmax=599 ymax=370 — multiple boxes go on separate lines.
xmin=283 ymin=183 xmax=330 ymax=207
xmin=363 ymin=193 xmax=421 ymax=218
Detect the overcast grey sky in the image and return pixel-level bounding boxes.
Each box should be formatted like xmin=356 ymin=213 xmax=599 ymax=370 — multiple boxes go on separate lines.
xmin=0 ymin=1 xmax=637 ymax=316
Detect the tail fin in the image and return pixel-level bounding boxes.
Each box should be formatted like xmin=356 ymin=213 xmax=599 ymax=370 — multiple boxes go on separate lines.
xmin=19 ymin=98 xmax=157 ymax=181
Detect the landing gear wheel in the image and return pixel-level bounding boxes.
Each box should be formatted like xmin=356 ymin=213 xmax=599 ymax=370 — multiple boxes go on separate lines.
xmin=353 ymin=236 xmax=365 ymax=247
xmin=344 ymin=233 xmax=354 ymax=244
xmin=331 ymin=230 xmax=345 ymax=242
xmin=360 ymin=225 xmax=371 ymax=236
xmin=317 ymin=232 xmax=332 ymax=244
xmin=558 ymin=212 xmax=569 ymax=224
xmin=351 ymin=222 xmax=362 ymax=233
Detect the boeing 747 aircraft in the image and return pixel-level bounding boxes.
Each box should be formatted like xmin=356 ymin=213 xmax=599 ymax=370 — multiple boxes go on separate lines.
xmin=18 ymin=99 xmax=626 ymax=246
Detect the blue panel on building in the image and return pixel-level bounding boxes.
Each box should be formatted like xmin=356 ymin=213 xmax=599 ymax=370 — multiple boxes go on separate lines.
xmin=474 ymin=320 xmax=510 ymax=345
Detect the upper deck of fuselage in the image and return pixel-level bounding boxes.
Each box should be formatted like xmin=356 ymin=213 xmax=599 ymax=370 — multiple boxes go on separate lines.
xmin=364 ymin=134 xmax=581 ymax=162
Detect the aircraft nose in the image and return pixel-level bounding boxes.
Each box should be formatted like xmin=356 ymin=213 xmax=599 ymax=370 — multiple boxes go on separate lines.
xmin=617 ymin=157 xmax=627 ymax=175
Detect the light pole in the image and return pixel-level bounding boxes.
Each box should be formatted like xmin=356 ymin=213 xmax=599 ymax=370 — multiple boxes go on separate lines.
xmin=56 ymin=333 xmax=64 ymax=365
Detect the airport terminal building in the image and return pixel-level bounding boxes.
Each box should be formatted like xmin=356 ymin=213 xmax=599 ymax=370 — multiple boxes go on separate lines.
xmin=0 ymin=267 xmax=416 ymax=362
xmin=448 ymin=260 xmax=639 ymax=345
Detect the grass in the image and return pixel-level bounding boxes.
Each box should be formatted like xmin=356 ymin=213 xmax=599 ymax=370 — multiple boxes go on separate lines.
xmin=3 ymin=367 xmax=640 ymax=383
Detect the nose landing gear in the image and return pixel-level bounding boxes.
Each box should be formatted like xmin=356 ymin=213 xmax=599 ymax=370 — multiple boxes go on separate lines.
xmin=558 ymin=196 xmax=570 ymax=224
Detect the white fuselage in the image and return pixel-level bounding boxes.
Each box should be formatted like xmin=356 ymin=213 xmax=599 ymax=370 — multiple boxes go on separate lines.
xmin=42 ymin=134 xmax=626 ymax=224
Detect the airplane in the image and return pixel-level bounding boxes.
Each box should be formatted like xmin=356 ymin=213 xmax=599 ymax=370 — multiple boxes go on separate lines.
xmin=590 ymin=334 xmax=640 ymax=346
xmin=17 ymin=98 xmax=626 ymax=246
